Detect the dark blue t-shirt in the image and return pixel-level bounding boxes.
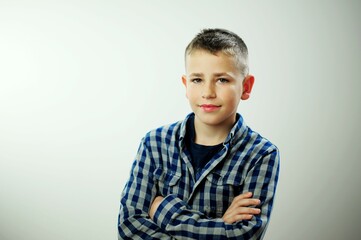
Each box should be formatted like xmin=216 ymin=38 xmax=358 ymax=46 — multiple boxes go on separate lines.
xmin=185 ymin=115 xmax=224 ymax=173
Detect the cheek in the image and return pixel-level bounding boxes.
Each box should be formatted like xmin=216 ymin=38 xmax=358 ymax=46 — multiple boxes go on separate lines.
xmin=221 ymin=88 xmax=241 ymax=103
xmin=186 ymin=88 xmax=198 ymax=101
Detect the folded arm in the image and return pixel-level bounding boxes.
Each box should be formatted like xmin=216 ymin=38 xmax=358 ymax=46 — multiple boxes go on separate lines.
xmin=150 ymin=149 xmax=280 ymax=240
xmin=119 ymin=137 xmax=279 ymax=240
xmin=118 ymin=139 xmax=174 ymax=240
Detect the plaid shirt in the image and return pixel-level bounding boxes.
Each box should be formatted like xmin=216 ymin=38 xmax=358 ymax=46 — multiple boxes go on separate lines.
xmin=118 ymin=113 xmax=280 ymax=240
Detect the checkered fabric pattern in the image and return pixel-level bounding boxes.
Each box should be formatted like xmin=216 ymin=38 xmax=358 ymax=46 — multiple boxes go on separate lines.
xmin=118 ymin=113 xmax=280 ymax=240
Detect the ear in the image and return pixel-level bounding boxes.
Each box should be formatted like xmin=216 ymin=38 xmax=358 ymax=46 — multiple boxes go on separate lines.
xmin=182 ymin=75 xmax=189 ymax=99
xmin=241 ymin=75 xmax=255 ymax=100
xmin=182 ymin=75 xmax=187 ymax=87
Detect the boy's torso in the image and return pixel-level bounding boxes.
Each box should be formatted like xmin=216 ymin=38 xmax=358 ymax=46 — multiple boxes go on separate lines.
xmin=146 ymin=113 xmax=276 ymax=218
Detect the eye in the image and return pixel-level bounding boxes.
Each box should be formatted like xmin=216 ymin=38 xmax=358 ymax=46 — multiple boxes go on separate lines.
xmin=191 ymin=78 xmax=202 ymax=83
xmin=218 ymin=78 xmax=229 ymax=83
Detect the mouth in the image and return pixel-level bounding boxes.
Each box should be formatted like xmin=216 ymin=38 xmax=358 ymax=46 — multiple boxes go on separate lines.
xmin=199 ymin=104 xmax=221 ymax=112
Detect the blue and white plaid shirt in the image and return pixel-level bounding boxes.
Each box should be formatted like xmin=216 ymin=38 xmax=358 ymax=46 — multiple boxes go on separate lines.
xmin=118 ymin=113 xmax=280 ymax=240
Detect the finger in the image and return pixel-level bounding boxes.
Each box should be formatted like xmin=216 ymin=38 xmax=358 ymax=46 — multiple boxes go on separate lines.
xmin=226 ymin=199 xmax=260 ymax=215
xmin=223 ymin=206 xmax=262 ymax=224
xmin=234 ymin=192 xmax=253 ymax=201
xmin=223 ymin=214 xmax=253 ymax=224
xmin=228 ymin=194 xmax=256 ymax=209
xmin=225 ymin=206 xmax=261 ymax=216
xmin=232 ymin=198 xmax=261 ymax=207
xmin=235 ymin=207 xmax=261 ymax=215
xmin=222 ymin=206 xmax=261 ymax=223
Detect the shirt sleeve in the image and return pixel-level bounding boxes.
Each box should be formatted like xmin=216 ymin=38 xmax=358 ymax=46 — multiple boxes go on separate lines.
xmin=118 ymin=138 xmax=175 ymax=240
xmin=152 ymin=148 xmax=280 ymax=240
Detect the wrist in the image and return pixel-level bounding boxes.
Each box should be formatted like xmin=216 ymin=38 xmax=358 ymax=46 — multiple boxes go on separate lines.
xmin=149 ymin=196 xmax=164 ymax=220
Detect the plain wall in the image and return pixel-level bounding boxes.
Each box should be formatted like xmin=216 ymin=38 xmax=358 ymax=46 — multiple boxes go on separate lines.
xmin=1 ymin=1 xmax=360 ymax=239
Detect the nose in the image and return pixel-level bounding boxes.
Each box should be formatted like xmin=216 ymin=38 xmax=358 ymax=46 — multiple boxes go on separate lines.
xmin=202 ymin=82 xmax=216 ymax=99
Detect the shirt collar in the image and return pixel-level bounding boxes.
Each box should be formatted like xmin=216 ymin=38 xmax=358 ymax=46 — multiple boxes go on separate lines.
xmin=179 ymin=113 xmax=247 ymax=148
xmin=224 ymin=113 xmax=247 ymax=147
xmin=179 ymin=113 xmax=194 ymax=145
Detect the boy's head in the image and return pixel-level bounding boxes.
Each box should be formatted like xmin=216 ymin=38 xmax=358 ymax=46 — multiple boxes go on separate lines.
xmin=185 ymin=28 xmax=249 ymax=77
xmin=182 ymin=28 xmax=254 ymax=129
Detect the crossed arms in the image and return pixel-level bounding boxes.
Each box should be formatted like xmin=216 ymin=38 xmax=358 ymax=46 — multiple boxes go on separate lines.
xmin=118 ymin=140 xmax=279 ymax=240
xmin=149 ymin=192 xmax=261 ymax=224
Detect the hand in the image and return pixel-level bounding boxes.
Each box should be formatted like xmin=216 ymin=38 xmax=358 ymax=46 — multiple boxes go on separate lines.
xmin=149 ymin=196 xmax=164 ymax=220
xmin=222 ymin=192 xmax=261 ymax=224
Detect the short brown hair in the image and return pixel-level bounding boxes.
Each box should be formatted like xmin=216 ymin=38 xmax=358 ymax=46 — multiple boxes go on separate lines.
xmin=185 ymin=28 xmax=249 ymax=76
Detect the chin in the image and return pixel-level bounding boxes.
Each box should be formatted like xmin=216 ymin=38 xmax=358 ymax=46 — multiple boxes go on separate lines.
xmin=197 ymin=116 xmax=227 ymax=126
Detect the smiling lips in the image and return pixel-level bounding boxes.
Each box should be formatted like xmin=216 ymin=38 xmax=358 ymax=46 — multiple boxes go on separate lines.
xmin=200 ymin=104 xmax=221 ymax=112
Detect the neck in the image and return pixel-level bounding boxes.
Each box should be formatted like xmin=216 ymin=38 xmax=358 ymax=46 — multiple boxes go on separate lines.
xmin=193 ymin=117 xmax=235 ymax=146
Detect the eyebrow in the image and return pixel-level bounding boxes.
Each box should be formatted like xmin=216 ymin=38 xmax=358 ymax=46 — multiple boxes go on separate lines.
xmin=189 ymin=73 xmax=203 ymax=77
xmin=214 ymin=72 xmax=231 ymax=77
xmin=188 ymin=72 xmax=231 ymax=77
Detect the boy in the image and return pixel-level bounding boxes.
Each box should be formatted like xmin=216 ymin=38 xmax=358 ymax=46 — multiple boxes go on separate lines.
xmin=118 ymin=28 xmax=280 ymax=239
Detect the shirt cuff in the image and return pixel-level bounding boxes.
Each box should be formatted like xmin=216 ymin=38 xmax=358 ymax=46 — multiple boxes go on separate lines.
xmin=153 ymin=194 xmax=184 ymax=230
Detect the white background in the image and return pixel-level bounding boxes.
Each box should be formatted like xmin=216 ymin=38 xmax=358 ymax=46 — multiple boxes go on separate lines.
xmin=1 ymin=1 xmax=360 ymax=239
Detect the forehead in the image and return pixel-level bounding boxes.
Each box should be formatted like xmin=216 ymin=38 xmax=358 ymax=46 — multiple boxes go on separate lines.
xmin=185 ymin=50 xmax=241 ymax=74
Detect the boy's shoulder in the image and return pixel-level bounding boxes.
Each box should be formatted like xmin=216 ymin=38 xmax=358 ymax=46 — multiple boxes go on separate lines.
xmin=246 ymin=127 xmax=279 ymax=153
xmin=235 ymin=127 xmax=280 ymax=170
xmin=231 ymin=115 xmax=279 ymax=156
xmin=143 ymin=115 xmax=191 ymax=143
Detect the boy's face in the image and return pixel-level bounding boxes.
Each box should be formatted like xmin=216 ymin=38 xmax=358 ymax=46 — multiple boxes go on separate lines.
xmin=182 ymin=50 xmax=254 ymax=128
